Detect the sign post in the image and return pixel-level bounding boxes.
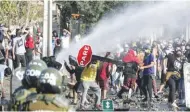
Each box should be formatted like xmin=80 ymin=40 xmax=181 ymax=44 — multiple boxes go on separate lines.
xmin=102 ymin=100 xmax=114 ymax=112
xmin=77 ymin=45 xmax=92 ymax=67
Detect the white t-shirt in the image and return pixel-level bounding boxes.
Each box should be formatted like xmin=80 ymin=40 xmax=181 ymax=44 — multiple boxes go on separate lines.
xmin=0 ymin=64 xmax=7 ymax=82
xmin=60 ymin=35 xmax=70 ymax=49
xmin=13 ymin=35 xmax=26 ymax=55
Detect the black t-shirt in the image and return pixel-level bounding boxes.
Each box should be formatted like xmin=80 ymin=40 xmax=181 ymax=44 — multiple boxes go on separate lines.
xmin=166 ymin=54 xmax=183 ymax=74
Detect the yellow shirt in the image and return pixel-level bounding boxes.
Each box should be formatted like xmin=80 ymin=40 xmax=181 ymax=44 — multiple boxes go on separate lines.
xmin=81 ymin=62 xmax=99 ymax=81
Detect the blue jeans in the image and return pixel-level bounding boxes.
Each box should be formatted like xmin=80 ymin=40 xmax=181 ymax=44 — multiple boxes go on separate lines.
xmin=178 ymin=78 xmax=185 ymax=100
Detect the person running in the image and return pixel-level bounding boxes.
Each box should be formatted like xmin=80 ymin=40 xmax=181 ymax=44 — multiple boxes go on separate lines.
xmin=162 ymin=45 xmax=183 ymax=109
xmin=117 ymin=49 xmax=140 ymax=99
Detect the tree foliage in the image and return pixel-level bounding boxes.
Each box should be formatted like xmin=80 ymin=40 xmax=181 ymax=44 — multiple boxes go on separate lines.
xmin=0 ymin=0 xmax=43 ymax=27
xmin=56 ymin=1 xmax=133 ymax=29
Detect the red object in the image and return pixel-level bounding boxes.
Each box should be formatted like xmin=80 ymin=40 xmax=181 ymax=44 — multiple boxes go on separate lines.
xmin=100 ymin=62 xmax=112 ymax=80
xmin=77 ymin=45 xmax=92 ymax=67
xmin=122 ymin=49 xmax=140 ymax=64
xmin=25 ymin=35 xmax=35 ymax=49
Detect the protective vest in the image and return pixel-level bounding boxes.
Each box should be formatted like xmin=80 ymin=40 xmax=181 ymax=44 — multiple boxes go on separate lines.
xmin=23 ymin=94 xmax=71 ymax=111
xmin=12 ymin=87 xmax=37 ymax=111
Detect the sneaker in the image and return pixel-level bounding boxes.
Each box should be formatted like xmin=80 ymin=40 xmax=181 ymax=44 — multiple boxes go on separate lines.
xmin=93 ymin=104 xmax=102 ymax=110
xmin=142 ymin=98 xmax=148 ymax=102
xmin=172 ymin=102 xmax=180 ymax=109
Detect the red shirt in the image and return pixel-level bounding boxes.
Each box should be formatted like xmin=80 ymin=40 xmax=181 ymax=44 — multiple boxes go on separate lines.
xmin=100 ymin=62 xmax=112 ymax=80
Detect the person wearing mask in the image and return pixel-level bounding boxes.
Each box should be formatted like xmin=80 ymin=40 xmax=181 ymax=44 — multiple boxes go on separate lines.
xmin=12 ymin=29 xmax=28 ymax=68
xmin=117 ymin=49 xmax=140 ymax=100
xmin=139 ymin=45 xmax=155 ymax=103
xmin=162 ymin=45 xmax=183 ymax=109
xmin=80 ymin=60 xmax=101 ymax=110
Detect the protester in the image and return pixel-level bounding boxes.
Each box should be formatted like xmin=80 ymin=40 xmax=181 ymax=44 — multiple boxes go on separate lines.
xmin=25 ymin=30 xmax=35 ymax=65
xmin=54 ymin=39 xmax=62 ymax=57
xmin=34 ymin=31 xmax=43 ymax=59
xmin=140 ymin=45 xmax=155 ymax=103
xmin=60 ymin=29 xmax=71 ymax=49
xmin=12 ymin=29 xmax=28 ymax=68
xmin=117 ymin=49 xmax=140 ymax=99
xmin=80 ymin=60 xmax=101 ymax=110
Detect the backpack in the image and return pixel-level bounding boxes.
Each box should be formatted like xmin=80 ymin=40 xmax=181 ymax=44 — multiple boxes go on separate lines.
xmin=25 ymin=35 xmax=34 ymax=49
xmin=123 ymin=62 xmax=138 ymax=75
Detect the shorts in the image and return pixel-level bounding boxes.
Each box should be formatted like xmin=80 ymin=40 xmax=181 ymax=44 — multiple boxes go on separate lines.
xmin=99 ymin=79 xmax=109 ymax=90
xmin=123 ymin=77 xmax=136 ymax=89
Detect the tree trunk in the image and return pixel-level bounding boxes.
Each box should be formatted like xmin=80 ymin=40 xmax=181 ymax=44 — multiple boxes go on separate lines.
xmin=25 ymin=1 xmax=31 ymax=27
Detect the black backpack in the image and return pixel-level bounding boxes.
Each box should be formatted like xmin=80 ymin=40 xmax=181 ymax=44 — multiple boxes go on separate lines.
xmin=123 ymin=62 xmax=138 ymax=75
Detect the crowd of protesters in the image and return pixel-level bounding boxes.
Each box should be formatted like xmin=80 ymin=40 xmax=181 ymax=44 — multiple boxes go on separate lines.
xmin=64 ymin=36 xmax=189 ymax=110
xmin=0 ymin=23 xmax=189 ymax=111
xmin=0 ymin=24 xmax=71 ymax=101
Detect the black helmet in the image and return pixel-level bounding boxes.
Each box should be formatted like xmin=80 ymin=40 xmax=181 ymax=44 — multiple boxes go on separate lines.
xmin=23 ymin=64 xmax=47 ymax=88
xmin=38 ymin=68 xmax=63 ymax=94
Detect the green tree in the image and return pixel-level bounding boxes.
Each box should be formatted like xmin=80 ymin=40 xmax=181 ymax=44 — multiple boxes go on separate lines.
xmin=0 ymin=0 xmax=43 ymax=27
xmin=56 ymin=1 xmax=130 ymax=31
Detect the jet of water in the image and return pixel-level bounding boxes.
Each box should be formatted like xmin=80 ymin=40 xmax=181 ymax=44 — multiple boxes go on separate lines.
xmin=57 ymin=1 xmax=190 ymax=64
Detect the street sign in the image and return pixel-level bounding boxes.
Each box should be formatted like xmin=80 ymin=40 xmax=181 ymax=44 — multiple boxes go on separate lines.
xmin=77 ymin=45 xmax=92 ymax=67
xmin=102 ymin=100 xmax=114 ymax=111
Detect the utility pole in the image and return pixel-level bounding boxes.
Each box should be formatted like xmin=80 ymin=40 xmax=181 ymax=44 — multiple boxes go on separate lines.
xmin=43 ymin=0 xmax=53 ymax=57
xmin=42 ymin=0 xmax=48 ymax=57
xmin=48 ymin=0 xmax=53 ymax=56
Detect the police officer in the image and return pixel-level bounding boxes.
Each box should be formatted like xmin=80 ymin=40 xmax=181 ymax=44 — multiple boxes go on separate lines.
xmin=23 ymin=68 xmax=72 ymax=111
xmin=12 ymin=59 xmax=47 ymax=111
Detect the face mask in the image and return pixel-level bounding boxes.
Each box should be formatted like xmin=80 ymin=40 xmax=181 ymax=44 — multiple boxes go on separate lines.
xmin=145 ymin=49 xmax=150 ymax=54
xmin=176 ymin=50 xmax=182 ymax=57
